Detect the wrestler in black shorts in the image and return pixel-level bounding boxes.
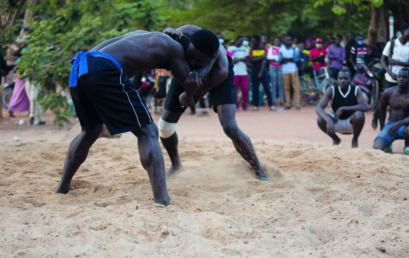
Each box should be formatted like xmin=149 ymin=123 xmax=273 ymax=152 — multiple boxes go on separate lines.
xmin=70 ymin=54 xmax=152 ymax=135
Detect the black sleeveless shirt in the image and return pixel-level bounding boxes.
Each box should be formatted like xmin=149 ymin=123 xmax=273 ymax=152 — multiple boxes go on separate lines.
xmin=331 ymin=85 xmax=358 ymax=120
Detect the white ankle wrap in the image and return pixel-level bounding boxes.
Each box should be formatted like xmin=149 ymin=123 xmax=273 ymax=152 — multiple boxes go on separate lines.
xmin=158 ymin=118 xmax=177 ymax=138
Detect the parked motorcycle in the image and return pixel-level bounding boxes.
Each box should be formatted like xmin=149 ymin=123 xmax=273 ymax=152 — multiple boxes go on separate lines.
xmin=351 ymin=63 xmax=382 ymax=110
xmin=2 ymin=81 xmax=14 ymax=109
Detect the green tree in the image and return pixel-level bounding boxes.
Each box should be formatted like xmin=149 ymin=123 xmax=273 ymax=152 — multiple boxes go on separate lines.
xmin=15 ymin=0 xmax=164 ymax=125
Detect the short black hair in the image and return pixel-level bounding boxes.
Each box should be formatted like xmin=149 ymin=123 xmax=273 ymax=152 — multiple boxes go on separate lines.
xmin=338 ymin=68 xmax=351 ymax=78
xmin=401 ymin=24 xmax=409 ymax=33
xmin=399 ymin=67 xmax=409 ymax=74
xmin=191 ymin=29 xmax=220 ymax=57
xmin=336 ymin=34 xmax=343 ymax=40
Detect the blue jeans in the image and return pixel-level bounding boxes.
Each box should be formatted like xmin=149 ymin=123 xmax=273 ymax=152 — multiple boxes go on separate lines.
xmin=269 ymin=65 xmax=284 ymax=104
xmin=375 ymin=120 xmax=406 ymax=148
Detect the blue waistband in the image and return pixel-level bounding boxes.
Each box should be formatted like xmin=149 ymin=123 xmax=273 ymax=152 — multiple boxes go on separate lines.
xmin=69 ymin=51 xmax=122 ymax=87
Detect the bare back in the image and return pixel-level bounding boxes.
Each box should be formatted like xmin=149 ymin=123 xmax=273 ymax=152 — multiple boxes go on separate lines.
xmin=92 ymin=31 xmax=190 ymax=85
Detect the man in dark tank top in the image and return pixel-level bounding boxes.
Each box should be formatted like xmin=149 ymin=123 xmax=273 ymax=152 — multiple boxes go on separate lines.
xmin=316 ymin=69 xmax=369 ymax=148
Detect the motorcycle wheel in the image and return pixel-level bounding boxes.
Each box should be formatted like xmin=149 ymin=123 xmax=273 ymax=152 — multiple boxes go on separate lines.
xmin=370 ymin=80 xmax=380 ymax=110
xmin=2 ymin=88 xmax=13 ymax=109
xmin=319 ymin=78 xmax=334 ymax=95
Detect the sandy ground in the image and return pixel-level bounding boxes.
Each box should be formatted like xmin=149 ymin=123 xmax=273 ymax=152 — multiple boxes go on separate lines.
xmin=1 ymin=105 xmax=409 ymax=257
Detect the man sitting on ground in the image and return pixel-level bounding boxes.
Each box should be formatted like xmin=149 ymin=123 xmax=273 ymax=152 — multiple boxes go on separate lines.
xmin=316 ymin=69 xmax=368 ymax=147
xmin=373 ymin=68 xmax=409 ymax=153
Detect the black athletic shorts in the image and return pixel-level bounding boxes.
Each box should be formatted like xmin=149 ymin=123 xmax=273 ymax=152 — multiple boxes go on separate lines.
xmin=70 ymin=55 xmax=152 ymax=135
xmin=164 ymin=55 xmax=236 ymax=113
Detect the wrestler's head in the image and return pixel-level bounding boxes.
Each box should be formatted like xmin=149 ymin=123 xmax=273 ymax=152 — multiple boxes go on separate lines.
xmin=185 ymin=29 xmax=219 ymax=69
xmin=397 ymin=68 xmax=409 ymax=90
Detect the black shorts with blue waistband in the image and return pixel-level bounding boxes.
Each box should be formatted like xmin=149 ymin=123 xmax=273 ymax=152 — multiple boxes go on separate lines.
xmin=70 ymin=55 xmax=152 ymax=135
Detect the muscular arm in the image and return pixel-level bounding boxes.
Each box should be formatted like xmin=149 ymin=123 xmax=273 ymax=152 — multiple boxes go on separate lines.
xmin=381 ymin=54 xmax=395 ymax=79
xmin=172 ymin=25 xmax=228 ymax=102
xmin=378 ymin=89 xmax=391 ymax=129
xmin=193 ymin=55 xmax=228 ymax=102
xmin=316 ymin=87 xmax=333 ymax=122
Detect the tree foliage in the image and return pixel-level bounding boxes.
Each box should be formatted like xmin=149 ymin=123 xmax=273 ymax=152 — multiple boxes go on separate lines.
xmin=13 ymin=0 xmax=164 ymax=125
xmin=160 ymin=0 xmax=374 ymax=42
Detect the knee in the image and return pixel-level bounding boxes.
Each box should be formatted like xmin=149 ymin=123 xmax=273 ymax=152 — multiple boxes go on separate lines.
xmin=351 ymin=111 xmax=365 ymax=123
xmin=373 ymin=137 xmax=386 ymax=150
xmin=404 ymin=127 xmax=409 ymax=138
xmin=222 ymin=123 xmax=241 ymax=140
xmin=317 ymin=116 xmax=325 ymax=127
xmin=158 ymin=118 xmax=177 ymax=138
xmin=84 ymin=124 xmax=104 ymax=141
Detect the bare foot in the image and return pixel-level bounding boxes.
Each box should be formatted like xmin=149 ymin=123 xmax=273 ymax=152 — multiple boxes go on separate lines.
xmin=332 ymin=136 xmax=341 ymax=145
xmin=166 ymin=164 xmax=183 ymax=178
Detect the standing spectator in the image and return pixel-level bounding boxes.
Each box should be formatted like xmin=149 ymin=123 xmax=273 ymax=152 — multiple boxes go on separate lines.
xmin=267 ymin=37 xmax=284 ymax=108
xmin=292 ymin=37 xmax=299 ymax=47
xmin=326 ymin=34 xmax=346 ymax=79
xmin=372 ymin=24 xmax=409 ymax=129
xmin=381 ymin=24 xmax=409 ymax=89
xmin=345 ymin=32 xmax=357 ymax=75
xmin=281 ymin=34 xmax=301 ymax=110
xmin=350 ymin=34 xmax=368 ymax=74
xmin=262 ymin=35 xmax=272 ymax=48
xmin=297 ymin=42 xmax=310 ymax=76
xmin=228 ymin=36 xmax=249 ymax=111
xmin=8 ymin=72 xmax=30 ymax=118
xmin=249 ymin=34 xmax=273 ymax=111
xmin=309 ymin=38 xmax=327 ymax=72
xmin=7 ymin=42 xmax=29 ymax=118
xmin=25 ymin=79 xmax=46 ymax=125
xmin=374 ymin=35 xmax=386 ymax=60
xmin=325 ymin=33 xmax=334 ymax=49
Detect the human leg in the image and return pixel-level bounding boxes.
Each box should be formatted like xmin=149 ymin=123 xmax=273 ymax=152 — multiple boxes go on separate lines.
xmin=251 ymin=73 xmax=260 ymax=110
xmin=132 ymin=122 xmax=170 ymax=206
xmin=56 ymin=124 xmax=103 ymax=193
xmin=31 ymin=85 xmax=45 ymax=124
xmin=316 ymin=116 xmax=341 ymax=145
xmin=350 ymin=111 xmax=365 ymax=148
xmin=217 ymin=104 xmax=269 ymax=181
xmin=261 ymin=71 xmax=273 ymax=107
xmin=277 ymin=67 xmax=285 ymax=104
xmin=233 ymin=76 xmax=241 ymax=109
xmin=241 ymin=75 xmax=249 ymax=110
xmin=373 ymin=121 xmax=397 ymax=151
xmin=404 ymin=127 xmax=409 ymax=153
xmin=283 ymin=73 xmax=291 ymax=108
xmin=269 ymin=66 xmax=277 ymax=106
xmin=291 ymin=72 xmax=301 ymax=108
xmin=159 ymin=109 xmax=184 ymax=177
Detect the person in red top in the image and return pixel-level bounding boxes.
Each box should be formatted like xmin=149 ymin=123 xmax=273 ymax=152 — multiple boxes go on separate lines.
xmin=309 ymin=38 xmax=327 ymax=72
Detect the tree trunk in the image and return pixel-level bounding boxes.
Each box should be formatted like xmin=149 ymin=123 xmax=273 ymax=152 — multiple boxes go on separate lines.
xmin=384 ymin=0 xmax=409 ymax=34
xmin=367 ymin=4 xmax=385 ymax=45
xmin=22 ymin=0 xmax=38 ymax=31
